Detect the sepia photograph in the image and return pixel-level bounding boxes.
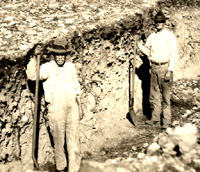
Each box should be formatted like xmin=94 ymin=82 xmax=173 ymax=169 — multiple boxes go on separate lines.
xmin=0 ymin=0 xmax=200 ymax=172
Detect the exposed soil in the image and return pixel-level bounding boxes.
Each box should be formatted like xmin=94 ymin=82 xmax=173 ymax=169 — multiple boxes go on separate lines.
xmin=0 ymin=0 xmax=200 ymax=172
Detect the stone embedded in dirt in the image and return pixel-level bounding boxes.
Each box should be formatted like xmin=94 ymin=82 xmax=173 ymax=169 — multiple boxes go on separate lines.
xmin=0 ymin=91 xmax=6 ymax=102
xmin=192 ymin=158 xmax=200 ymax=168
xmin=162 ymin=142 xmax=176 ymax=155
xmin=147 ymin=142 xmax=160 ymax=154
xmin=137 ymin=152 xmax=145 ymax=159
xmin=131 ymin=146 xmax=137 ymax=151
xmin=182 ymin=109 xmax=192 ymax=118
xmin=157 ymin=133 xmax=169 ymax=145
xmin=151 ymin=123 xmax=199 ymax=157
xmin=142 ymin=143 xmax=148 ymax=148
xmin=176 ymin=124 xmax=198 ymax=153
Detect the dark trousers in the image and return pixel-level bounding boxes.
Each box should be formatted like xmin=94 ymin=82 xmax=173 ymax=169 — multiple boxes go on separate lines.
xmin=150 ymin=63 xmax=172 ymax=125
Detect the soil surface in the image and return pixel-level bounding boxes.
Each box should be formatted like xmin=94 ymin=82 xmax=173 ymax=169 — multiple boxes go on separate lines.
xmin=2 ymin=78 xmax=199 ymax=172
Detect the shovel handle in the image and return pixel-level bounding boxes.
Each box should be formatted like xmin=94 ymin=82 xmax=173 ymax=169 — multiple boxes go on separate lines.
xmin=32 ymin=55 xmax=40 ymax=170
xmin=131 ymin=40 xmax=137 ymax=101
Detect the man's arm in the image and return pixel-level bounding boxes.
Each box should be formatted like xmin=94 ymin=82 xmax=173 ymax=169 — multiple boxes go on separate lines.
xmin=137 ymin=40 xmax=151 ymax=56
xmin=26 ymin=57 xmax=37 ymax=80
xmin=165 ymin=32 xmax=179 ymax=82
xmin=168 ymin=33 xmax=179 ymax=72
xmin=26 ymin=56 xmax=49 ymax=81
xmin=72 ymin=64 xmax=83 ymax=120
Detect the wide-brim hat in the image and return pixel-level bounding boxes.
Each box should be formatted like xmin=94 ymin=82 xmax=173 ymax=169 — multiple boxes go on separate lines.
xmin=46 ymin=39 xmax=69 ymax=54
xmin=154 ymin=10 xmax=168 ymax=23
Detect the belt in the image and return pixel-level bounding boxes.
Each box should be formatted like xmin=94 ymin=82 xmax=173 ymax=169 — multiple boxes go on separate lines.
xmin=151 ymin=60 xmax=169 ymax=65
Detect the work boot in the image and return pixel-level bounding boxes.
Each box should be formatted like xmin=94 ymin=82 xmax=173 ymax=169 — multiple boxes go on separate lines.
xmin=161 ymin=124 xmax=171 ymax=130
xmin=145 ymin=120 xmax=160 ymax=126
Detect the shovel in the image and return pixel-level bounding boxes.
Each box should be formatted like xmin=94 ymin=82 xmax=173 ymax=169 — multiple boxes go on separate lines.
xmin=128 ymin=40 xmax=138 ymax=125
xmin=28 ymin=54 xmax=49 ymax=171
xmin=32 ymin=54 xmax=40 ymax=170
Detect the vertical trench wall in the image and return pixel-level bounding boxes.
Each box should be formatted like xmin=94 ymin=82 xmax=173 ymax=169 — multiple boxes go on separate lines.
xmin=174 ymin=8 xmax=200 ymax=79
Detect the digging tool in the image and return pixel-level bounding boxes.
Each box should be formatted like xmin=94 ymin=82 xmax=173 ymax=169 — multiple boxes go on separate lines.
xmin=128 ymin=40 xmax=138 ymax=125
xmin=32 ymin=54 xmax=40 ymax=170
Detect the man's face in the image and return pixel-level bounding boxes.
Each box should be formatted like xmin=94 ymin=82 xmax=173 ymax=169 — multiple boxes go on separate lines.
xmin=155 ymin=22 xmax=165 ymax=31
xmin=55 ymin=54 xmax=66 ymax=66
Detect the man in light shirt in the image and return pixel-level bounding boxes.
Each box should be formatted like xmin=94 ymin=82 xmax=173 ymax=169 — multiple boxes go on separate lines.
xmin=137 ymin=10 xmax=178 ymax=129
xmin=26 ymin=39 xmax=82 ymax=172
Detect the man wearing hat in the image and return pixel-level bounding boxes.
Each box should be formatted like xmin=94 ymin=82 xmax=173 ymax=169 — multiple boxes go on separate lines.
xmin=137 ymin=10 xmax=179 ymax=129
xmin=26 ymin=39 xmax=82 ymax=172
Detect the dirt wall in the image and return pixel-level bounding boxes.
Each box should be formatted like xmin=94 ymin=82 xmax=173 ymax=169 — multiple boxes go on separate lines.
xmin=174 ymin=8 xmax=200 ymax=79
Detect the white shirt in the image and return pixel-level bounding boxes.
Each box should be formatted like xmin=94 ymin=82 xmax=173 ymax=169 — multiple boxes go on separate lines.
xmin=26 ymin=59 xmax=81 ymax=103
xmin=138 ymin=28 xmax=178 ymax=71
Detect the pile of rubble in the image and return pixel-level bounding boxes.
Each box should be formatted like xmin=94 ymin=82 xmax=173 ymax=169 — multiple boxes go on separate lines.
xmin=146 ymin=123 xmax=200 ymax=171
xmin=171 ymin=79 xmax=200 ymax=130
xmin=128 ymin=123 xmax=200 ymax=172
xmin=81 ymin=123 xmax=200 ymax=172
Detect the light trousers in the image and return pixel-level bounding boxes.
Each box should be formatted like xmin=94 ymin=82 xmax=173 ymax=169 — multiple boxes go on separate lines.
xmin=47 ymin=99 xmax=81 ymax=172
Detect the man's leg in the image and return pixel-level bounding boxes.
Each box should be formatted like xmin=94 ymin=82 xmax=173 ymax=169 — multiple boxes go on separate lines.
xmin=66 ymin=103 xmax=81 ymax=172
xmin=149 ymin=69 xmax=161 ymax=123
xmin=48 ymin=105 xmax=67 ymax=171
xmin=162 ymin=79 xmax=172 ymax=126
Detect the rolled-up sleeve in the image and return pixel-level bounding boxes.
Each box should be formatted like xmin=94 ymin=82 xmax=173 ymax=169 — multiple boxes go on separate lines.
xmin=26 ymin=58 xmax=37 ymax=80
xmin=138 ymin=40 xmax=151 ymax=57
xmin=26 ymin=58 xmax=49 ymax=80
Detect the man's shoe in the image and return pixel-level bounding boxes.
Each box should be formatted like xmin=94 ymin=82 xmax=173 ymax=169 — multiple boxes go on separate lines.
xmin=145 ymin=120 xmax=160 ymax=126
xmin=161 ymin=124 xmax=171 ymax=129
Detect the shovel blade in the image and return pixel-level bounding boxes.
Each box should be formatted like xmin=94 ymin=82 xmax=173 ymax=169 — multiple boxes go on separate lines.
xmin=129 ymin=108 xmax=138 ymax=126
xmin=126 ymin=107 xmax=138 ymax=126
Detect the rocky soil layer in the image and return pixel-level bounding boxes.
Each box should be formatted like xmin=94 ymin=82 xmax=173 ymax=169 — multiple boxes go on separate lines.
xmin=0 ymin=0 xmax=146 ymax=60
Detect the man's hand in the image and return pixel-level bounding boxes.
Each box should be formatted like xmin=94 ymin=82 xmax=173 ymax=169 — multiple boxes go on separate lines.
xmin=34 ymin=44 xmax=43 ymax=55
xmin=164 ymin=70 xmax=173 ymax=83
xmin=76 ymin=97 xmax=84 ymax=120
xmin=137 ymin=40 xmax=144 ymax=49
